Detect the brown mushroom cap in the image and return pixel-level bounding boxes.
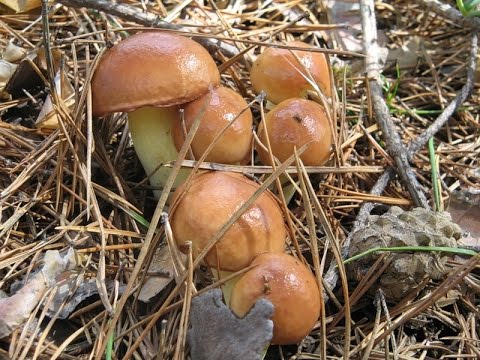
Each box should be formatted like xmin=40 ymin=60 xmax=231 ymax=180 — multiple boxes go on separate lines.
xmin=230 ymin=252 xmax=321 ymax=345
xmin=170 ymin=171 xmax=286 ymax=272
xmin=91 ymin=32 xmax=220 ymax=116
xmin=257 ymin=98 xmax=332 ymax=166
xmin=250 ymin=41 xmax=331 ymax=104
xmin=172 ymin=86 xmax=253 ymax=164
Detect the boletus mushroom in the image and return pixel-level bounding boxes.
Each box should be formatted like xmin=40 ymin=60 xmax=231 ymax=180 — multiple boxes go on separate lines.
xmin=172 ymin=86 xmax=253 ymax=164
xmin=91 ymin=31 xmax=220 ymax=195
xmin=230 ymin=252 xmax=321 ymax=345
xmin=250 ymin=41 xmax=332 ymax=104
xmin=170 ymin=171 xmax=287 ymax=303
xmin=257 ymin=98 xmax=332 ymax=166
xmin=170 ymin=171 xmax=286 ymax=272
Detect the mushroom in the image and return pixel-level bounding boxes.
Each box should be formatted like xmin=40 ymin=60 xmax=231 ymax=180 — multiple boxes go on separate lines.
xmin=170 ymin=171 xmax=286 ymax=272
xmin=172 ymin=86 xmax=253 ymax=164
xmin=229 ymin=252 xmax=321 ymax=345
xmin=250 ymin=41 xmax=332 ymax=104
xmin=257 ymin=98 xmax=332 ymax=166
xmin=91 ymin=31 xmax=220 ymax=195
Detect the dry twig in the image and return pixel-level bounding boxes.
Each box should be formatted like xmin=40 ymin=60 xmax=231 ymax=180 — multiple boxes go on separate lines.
xmin=361 ymin=0 xmax=429 ymax=208
xmin=324 ymin=9 xmax=478 ymax=293
xmin=57 ymin=0 xmax=240 ymax=57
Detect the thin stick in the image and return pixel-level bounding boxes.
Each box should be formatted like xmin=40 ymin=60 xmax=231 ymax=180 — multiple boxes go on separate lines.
xmin=169 ymin=161 xmax=384 ymax=174
xmin=58 ymin=0 xmax=239 ymax=57
xmin=361 ymin=0 xmax=428 ymax=208
xmin=422 ymin=0 xmax=480 ymax=30
xmin=324 ymin=26 xmax=478 ymax=294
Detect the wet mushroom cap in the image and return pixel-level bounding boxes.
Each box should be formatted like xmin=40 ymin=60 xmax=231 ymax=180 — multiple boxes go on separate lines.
xmin=257 ymin=98 xmax=332 ymax=166
xmin=91 ymin=31 xmax=220 ymax=116
xmin=230 ymin=252 xmax=321 ymax=345
xmin=172 ymin=86 xmax=253 ymax=164
xmin=250 ymin=41 xmax=331 ymax=104
xmin=170 ymin=171 xmax=286 ymax=272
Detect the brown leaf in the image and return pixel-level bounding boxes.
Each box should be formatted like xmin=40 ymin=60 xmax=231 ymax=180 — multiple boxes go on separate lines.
xmin=0 ymin=0 xmax=42 ymax=13
xmin=138 ymin=246 xmax=175 ymax=303
xmin=188 ymin=289 xmax=273 ymax=360
xmin=0 ymin=249 xmax=77 ymax=337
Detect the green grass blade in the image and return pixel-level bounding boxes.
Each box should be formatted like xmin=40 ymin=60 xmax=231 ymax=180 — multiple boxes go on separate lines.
xmin=343 ymin=246 xmax=478 ymax=265
xmin=428 ymin=138 xmax=442 ymax=211
xmin=124 ymin=208 xmax=151 ymax=228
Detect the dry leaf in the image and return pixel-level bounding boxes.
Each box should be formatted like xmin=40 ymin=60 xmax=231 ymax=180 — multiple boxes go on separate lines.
xmin=0 ymin=0 xmax=42 ymax=13
xmin=46 ymin=270 xmax=125 ymax=319
xmin=2 ymin=42 xmax=27 ymax=63
xmin=325 ymin=0 xmax=363 ymax=53
xmin=0 ymin=60 xmax=16 ymax=91
xmin=188 ymin=289 xmax=273 ymax=360
xmin=138 ymin=246 xmax=175 ymax=302
xmin=435 ymin=289 xmax=461 ymax=308
xmin=386 ymin=36 xmax=423 ymax=70
xmin=36 ymin=69 xmax=75 ymax=132
xmin=5 ymin=47 xmax=61 ymax=98
xmin=0 ymin=249 xmax=77 ymax=338
xmin=326 ymin=0 xmax=387 ymax=74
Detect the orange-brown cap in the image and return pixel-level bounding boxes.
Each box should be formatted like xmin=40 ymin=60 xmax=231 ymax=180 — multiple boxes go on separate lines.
xmin=91 ymin=32 xmax=220 ymax=116
xmin=250 ymin=41 xmax=331 ymax=104
xmin=170 ymin=171 xmax=286 ymax=272
xmin=172 ymin=86 xmax=253 ymax=164
xmin=230 ymin=252 xmax=321 ymax=345
xmin=257 ymin=98 xmax=332 ymax=166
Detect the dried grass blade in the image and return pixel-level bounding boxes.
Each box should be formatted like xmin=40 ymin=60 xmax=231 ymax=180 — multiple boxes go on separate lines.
xmin=97 ymin=85 xmax=205 ymax=358
xmin=302 ymin=162 xmax=351 ymax=358
xmin=295 ymin=153 xmax=326 ymax=358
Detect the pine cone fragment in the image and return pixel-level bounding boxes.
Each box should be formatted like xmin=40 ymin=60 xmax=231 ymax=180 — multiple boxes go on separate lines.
xmin=348 ymin=207 xmax=463 ymax=300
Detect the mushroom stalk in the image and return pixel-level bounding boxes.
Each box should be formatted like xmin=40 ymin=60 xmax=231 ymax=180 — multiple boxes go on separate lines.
xmin=210 ymin=269 xmax=241 ymax=307
xmin=128 ymin=106 xmax=188 ymax=197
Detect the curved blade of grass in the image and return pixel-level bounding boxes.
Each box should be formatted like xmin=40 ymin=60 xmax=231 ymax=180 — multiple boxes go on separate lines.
xmin=105 ymin=329 xmax=114 ymax=360
xmin=124 ymin=208 xmax=150 ymax=228
xmin=343 ymin=246 xmax=478 ymax=265
xmin=428 ymin=138 xmax=441 ymax=211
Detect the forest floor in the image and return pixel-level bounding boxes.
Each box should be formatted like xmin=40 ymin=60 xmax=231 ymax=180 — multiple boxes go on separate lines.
xmin=0 ymin=0 xmax=479 ymax=359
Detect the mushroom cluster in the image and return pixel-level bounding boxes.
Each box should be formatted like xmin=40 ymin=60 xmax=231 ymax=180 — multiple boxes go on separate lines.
xmin=91 ymin=31 xmax=330 ymax=346
xmin=92 ymin=32 xmax=333 ymax=196
xmin=251 ymin=41 xmax=333 ymax=168
xmin=170 ymin=170 xmax=321 ymax=345
xmin=91 ymin=31 xmax=253 ymax=196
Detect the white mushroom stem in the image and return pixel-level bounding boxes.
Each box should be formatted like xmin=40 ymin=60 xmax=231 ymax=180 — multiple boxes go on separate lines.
xmin=128 ymin=106 xmax=188 ymax=197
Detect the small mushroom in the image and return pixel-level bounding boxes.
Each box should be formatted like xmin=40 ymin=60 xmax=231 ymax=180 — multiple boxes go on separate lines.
xmin=250 ymin=41 xmax=332 ymax=104
xmin=91 ymin=31 xmax=220 ymax=195
xmin=172 ymin=86 xmax=253 ymax=164
xmin=230 ymin=252 xmax=321 ymax=345
xmin=257 ymin=98 xmax=332 ymax=166
xmin=170 ymin=171 xmax=286 ymax=272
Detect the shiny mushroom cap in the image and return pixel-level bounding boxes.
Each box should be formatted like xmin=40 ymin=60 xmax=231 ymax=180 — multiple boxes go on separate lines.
xmin=91 ymin=31 xmax=220 ymax=116
xmin=173 ymin=86 xmax=253 ymax=164
xmin=170 ymin=171 xmax=286 ymax=272
xmin=230 ymin=252 xmax=321 ymax=345
xmin=257 ymin=98 xmax=332 ymax=166
xmin=250 ymin=41 xmax=331 ymax=104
